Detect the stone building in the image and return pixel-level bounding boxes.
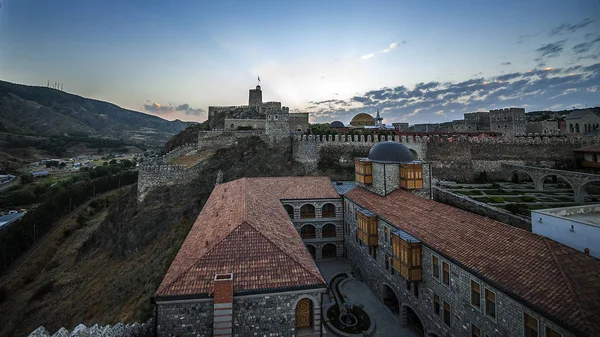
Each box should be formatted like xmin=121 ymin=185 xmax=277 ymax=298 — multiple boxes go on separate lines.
xmin=344 ymin=142 xmax=600 ymax=337
xmin=464 ymin=111 xmax=490 ymax=131
xmin=525 ymin=120 xmax=559 ymax=135
xmin=574 ymin=145 xmax=600 ymax=174
xmin=154 ymin=177 xmax=343 ymax=337
xmin=207 ymin=85 xmax=309 ymax=133
xmin=392 ymin=122 xmax=409 ymax=131
xmin=564 ymin=109 xmax=600 ymax=135
xmin=489 ymin=107 xmax=526 ymax=137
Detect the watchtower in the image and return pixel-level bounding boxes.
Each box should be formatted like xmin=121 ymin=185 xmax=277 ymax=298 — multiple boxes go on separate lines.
xmin=265 ymin=106 xmax=290 ymax=139
xmin=249 ymin=85 xmax=263 ymax=107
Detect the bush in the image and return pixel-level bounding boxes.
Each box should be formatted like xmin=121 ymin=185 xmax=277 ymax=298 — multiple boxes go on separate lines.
xmin=20 ymin=173 xmax=33 ymax=185
xmin=0 ymin=285 xmax=7 ymax=303
xmin=490 ymin=196 xmax=504 ymax=203
xmin=491 ymin=183 xmax=501 ymax=189
xmin=505 ymin=203 xmax=529 ymax=215
xmin=30 ymin=280 xmax=54 ymax=302
xmin=522 ymin=196 xmax=534 ymax=202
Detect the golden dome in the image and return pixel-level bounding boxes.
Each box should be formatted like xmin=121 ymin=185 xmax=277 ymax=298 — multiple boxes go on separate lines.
xmin=350 ymin=113 xmax=375 ymax=126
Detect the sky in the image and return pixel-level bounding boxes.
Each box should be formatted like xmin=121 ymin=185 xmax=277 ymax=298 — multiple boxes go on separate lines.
xmin=1 ymin=0 xmax=599 ymax=125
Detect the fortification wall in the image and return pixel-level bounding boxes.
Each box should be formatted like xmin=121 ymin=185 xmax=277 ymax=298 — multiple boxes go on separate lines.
xmin=292 ymin=134 xmax=426 ymax=175
xmin=426 ymin=135 xmax=600 ymax=182
xmin=137 ymin=161 xmax=206 ymax=202
xmin=163 ymin=143 xmax=197 ymax=160
xmin=198 ymin=130 xmax=263 ymax=149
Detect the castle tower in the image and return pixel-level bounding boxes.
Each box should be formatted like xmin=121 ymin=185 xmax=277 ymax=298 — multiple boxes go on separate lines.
xmin=249 ymin=85 xmax=263 ymax=107
xmin=265 ymin=105 xmax=290 ymax=140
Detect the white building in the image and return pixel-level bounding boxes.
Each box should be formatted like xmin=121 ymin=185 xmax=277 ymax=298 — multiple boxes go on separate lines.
xmin=531 ymin=204 xmax=600 ymax=258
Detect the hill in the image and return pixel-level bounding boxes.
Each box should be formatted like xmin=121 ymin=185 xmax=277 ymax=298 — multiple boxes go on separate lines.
xmin=0 ymin=80 xmax=189 ymax=147
xmin=0 ymin=135 xmax=306 ymax=336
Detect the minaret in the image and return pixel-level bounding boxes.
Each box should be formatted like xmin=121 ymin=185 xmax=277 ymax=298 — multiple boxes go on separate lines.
xmin=375 ymin=108 xmax=383 ymax=128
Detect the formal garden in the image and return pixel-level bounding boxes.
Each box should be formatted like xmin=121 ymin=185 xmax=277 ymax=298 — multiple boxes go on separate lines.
xmin=442 ymin=177 xmax=600 ymax=217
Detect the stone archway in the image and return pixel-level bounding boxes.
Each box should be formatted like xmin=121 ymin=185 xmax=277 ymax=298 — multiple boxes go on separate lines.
xmin=300 ymin=224 xmax=316 ymax=239
xmin=306 ymin=244 xmax=316 ymax=259
xmin=295 ymin=298 xmax=313 ymax=329
xmin=321 ymin=243 xmax=337 ymax=258
xmin=507 ymin=169 xmax=535 ymax=185
xmin=382 ymin=284 xmax=399 ymax=314
xmin=577 ymin=180 xmax=600 ymax=203
xmin=300 ymin=204 xmax=316 ymax=218
xmin=402 ymin=305 xmax=425 ymax=337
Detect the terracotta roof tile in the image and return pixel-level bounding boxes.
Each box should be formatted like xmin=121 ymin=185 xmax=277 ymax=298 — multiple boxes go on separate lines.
xmin=155 ymin=177 xmax=338 ymax=298
xmin=345 ymin=187 xmax=600 ymax=336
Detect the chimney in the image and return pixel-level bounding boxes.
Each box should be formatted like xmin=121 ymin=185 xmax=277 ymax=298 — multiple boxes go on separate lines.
xmin=213 ymin=273 xmax=233 ymax=337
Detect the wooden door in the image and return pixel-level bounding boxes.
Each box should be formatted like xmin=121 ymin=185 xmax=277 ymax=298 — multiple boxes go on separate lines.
xmin=295 ymin=298 xmax=312 ymax=328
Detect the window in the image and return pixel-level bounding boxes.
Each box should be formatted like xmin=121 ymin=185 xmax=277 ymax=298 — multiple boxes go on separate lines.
xmin=471 ymin=280 xmax=481 ymax=308
xmin=406 ymin=280 xmax=411 ymax=290
xmin=524 ymin=313 xmax=538 ymax=337
xmin=384 ymin=227 xmax=389 ymax=243
xmin=385 ymin=255 xmax=389 ymax=270
xmin=545 ymin=327 xmax=562 ymax=337
xmin=413 ymin=282 xmax=419 ymax=298
xmin=485 ymin=289 xmax=496 ymax=319
xmin=443 ymin=301 xmax=451 ymax=326
xmin=472 ymin=324 xmax=481 ymax=337
xmin=442 ymin=261 xmax=450 ymax=286
xmin=433 ymin=294 xmax=440 ymax=316
xmin=432 ymin=256 xmax=440 ymax=279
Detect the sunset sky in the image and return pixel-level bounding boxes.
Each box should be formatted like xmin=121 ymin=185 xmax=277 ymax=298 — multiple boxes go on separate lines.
xmin=1 ymin=0 xmax=599 ymax=124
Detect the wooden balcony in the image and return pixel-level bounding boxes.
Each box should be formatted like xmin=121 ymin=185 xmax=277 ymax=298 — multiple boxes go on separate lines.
xmin=357 ymin=208 xmax=378 ymax=246
xmin=391 ymin=229 xmax=422 ymax=282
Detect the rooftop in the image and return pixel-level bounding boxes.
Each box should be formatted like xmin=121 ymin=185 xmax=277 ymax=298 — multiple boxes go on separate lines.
xmin=155 ymin=176 xmax=340 ymax=299
xmin=345 ymin=187 xmax=600 ymax=337
xmin=331 ymin=181 xmax=357 ymax=195
xmin=532 ymin=204 xmax=600 ymax=227
xmin=574 ymin=145 xmax=600 ymax=153
xmin=0 ymin=212 xmax=26 ymax=229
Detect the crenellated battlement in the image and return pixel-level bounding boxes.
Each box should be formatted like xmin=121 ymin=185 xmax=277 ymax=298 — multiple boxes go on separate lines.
xmin=163 ymin=143 xmax=197 ymax=160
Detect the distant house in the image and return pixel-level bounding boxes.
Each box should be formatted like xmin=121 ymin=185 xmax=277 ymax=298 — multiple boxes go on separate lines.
xmin=32 ymin=171 xmax=49 ymax=178
xmin=564 ymin=109 xmax=600 ymax=135
xmin=574 ymin=146 xmax=600 ymax=174
xmin=0 ymin=212 xmax=26 ymax=231
xmin=532 ymin=204 xmax=600 ymax=258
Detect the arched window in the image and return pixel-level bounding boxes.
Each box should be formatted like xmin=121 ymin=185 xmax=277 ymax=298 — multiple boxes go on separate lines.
xmin=585 ymin=124 xmax=588 ymax=133
xmin=322 ymin=224 xmax=336 ymax=238
xmin=321 ymin=203 xmax=336 ymax=217
xmin=231 ymin=123 xmax=234 ymax=129
xmin=570 ymin=124 xmax=574 ymax=133
xmin=284 ymin=205 xmax=294 ymax=219
xmin=300 ymin=225 xmax=316 ymax=239
xmin=576 ymin=123 xmax=580 ymax=133
xmin=300 ymin=204 xmax=315 ymax=218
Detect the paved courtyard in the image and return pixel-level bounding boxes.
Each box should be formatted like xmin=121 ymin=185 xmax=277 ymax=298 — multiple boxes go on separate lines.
xmin=317 ymin=259 xmax=418 ymax=337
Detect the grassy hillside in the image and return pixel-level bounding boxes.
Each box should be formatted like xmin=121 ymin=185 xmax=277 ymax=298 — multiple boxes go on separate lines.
xmin=0 ymin=136 xmax=306 ymax=336
xmin=0 ymin=80 xmax=188 ymax=147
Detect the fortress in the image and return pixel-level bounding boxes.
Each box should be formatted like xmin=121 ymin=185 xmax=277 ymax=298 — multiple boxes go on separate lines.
xmin=136 ymin=86 xmax=600 ymax=201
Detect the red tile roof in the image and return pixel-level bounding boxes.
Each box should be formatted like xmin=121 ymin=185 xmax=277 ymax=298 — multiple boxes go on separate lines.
xmin=574 ymin=145 xmax=600 ymax=153
xmin=155 ymin=177 xmax=339 ymax=298
xmin=345 ymin=187 xmax=600 ymax=337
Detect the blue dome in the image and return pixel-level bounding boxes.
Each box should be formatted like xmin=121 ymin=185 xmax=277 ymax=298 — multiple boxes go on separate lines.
xmin=330 ymin=121 xmax=345 ymax=128
xmin=368 ymin=141 xmax=414 ymax=163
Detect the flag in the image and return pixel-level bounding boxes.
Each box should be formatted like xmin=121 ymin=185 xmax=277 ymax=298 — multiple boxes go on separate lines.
xmin=258 ymin=76 xmax=261 ymax=82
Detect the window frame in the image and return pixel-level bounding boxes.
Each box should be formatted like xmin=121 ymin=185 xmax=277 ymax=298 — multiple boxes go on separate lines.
xmin=485 ymin=288 xmax=497 ymax=320
xmin=545 ymin=326 xmax=562 ymax=337
xmin=523 ymin=312 xmax=539 ymax=337
xmin=443 ymin=300 xmax=451 ymax=326
xmin=433 ymin=293 xmax=440 ymax=316
xmin=471 ymin=279 xmax=481 ymax=310
xmin=442 ymin=261 xmax=450 ymax=286
xmin=471 ymin=323 xmax=481 ymax=337
xmin=432 ymin=255 xmax=440 ymax=280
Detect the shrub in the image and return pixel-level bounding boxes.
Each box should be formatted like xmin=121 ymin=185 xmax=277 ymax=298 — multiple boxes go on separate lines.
xmin=522 ymin=196 xmax=534 ymax=202
xmin=490 ymin=196 xmax=504 ymax=203
xmin=0 ymin=285 xmax=7 ymax=303
xmin=30 ymin=280 xmax=54 ymax=302
xmin=505 ymin=203 xmax=529 ymax=215
xmin=20 ymin=173 xmax=33 ymax=185
xmin=491 ymin=182 xmax=501 ymax=189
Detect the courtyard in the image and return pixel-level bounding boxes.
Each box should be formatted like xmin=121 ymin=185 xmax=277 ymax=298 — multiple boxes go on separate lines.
xmin=317 ymin=259 xmax=419 ymax=337
xmin=442 ymin=179 xmax=600 ymax=217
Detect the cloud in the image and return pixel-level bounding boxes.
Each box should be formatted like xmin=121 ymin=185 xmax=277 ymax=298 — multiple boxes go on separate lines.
xmin=360 ymin=53 xmax=375 ymax=60
xmin=382 ymin=41 xmax=406 ymax=53
xmin=572 ymin=36 xmax=600 ymax=54
xmin=304 ymin=62 xmax=600 ymax=124
xmin=361 ymin=41 xmax=406 ymax=60
xmin=144 ymin=102 xmax=171 ymax=114
xmin=551 ymin=17 xmax=594 ymax=35
xmin=535 ymin=40 xmax=567 ymax=61
xmin=500 ymin=62 xmax=512 ymax=66
xmin=144 ymin=102 xmax=205 ymax=116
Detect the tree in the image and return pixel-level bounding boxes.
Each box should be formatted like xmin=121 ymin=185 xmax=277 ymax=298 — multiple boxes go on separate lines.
xmin=20 ymin=174 xmax=33 ymax=185
xmin=59 ymin=162 xmax=66 ymax=169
